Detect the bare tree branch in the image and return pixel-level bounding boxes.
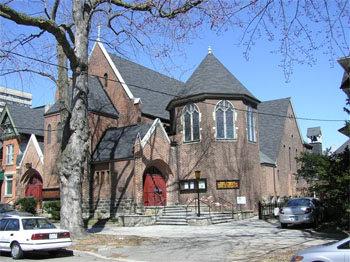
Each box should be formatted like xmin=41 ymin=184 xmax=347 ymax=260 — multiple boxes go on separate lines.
xmin=0 ymin=68 xmax=57 ymax=83
xmin=0 ymin=4 xmax=77 ymax=67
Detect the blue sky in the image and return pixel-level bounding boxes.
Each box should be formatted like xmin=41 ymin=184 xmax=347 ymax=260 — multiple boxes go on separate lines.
xmin=0 ymin=5 xmax=348 ymax=152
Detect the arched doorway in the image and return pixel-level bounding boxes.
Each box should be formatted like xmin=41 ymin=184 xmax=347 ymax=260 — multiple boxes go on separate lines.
xmin=25 ymin=173 xmax=43 ymax=200
xmin=143 ymin=167 xmax=166 ymax=206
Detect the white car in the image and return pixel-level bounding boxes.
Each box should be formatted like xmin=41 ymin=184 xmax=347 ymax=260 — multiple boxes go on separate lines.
xmin=290 ymin=237 xmax=350 ymax=262
xmin=0 ymin=215 xmax=72 ymax=259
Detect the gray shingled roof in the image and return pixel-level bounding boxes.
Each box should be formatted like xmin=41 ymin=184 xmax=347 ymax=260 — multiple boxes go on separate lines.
xmin=109 ymin=53 xmax=183 ymax=120
xmin=335 ymin=139 xmax=350 ymax=154
xmin=307 ymin=127 xmax=321 ymax=138
xmin=259 ymin=151 xmax=275 ymax=166
xmin=180 ymin=53 xmax=258 ymax=100
xmin=45 ymin=76 xmax=119 ymax=117
xmin=258 ymin=98 xmax=290 ymax=162
xmin=92 ymin=125 xmax=151 ymax=162
xmin=7 ymin=104 xmax=45 ymax=137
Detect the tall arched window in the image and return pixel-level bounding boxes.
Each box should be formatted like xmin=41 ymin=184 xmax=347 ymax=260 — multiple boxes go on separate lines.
xmin=47 ymin=124 xmax=51 ymax=144
xmin=183 ymin=103 xmax=200 ymax=142
xmin=215 ymin=100 xmax=235 ymax=139
xmin=57 ymin=122 xmax=62 ymax=143
xmin=247 ymin=105 xmax=256 ymax=142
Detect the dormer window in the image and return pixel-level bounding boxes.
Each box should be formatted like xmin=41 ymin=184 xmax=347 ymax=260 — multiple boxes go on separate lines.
xmin=183 ymin=103 xmax=200 ymax=142
xmin=104 ymin=73 xmax=108 ymax=88
xmin=215 ymin=100 xmax=235 ymax=139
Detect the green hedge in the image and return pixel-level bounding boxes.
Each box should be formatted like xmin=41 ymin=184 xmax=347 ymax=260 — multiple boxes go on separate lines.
xmin=16 ymin=198 xmax=38 ymax=214
xmin=43 ymin=200 xmax=61 ymax=220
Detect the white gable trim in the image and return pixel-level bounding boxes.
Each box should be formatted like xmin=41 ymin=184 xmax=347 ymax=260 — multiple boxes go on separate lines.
xmin=141 ymin=118 xmax=171 ymax=148
xmin=97 ymin=42 xmax=142 ymax=104
xmin=19 ymin=134 xmax=44 ymax=167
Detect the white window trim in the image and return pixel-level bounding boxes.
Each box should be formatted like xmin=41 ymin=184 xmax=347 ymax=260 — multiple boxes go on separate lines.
xmin=4 ymin=173 xmax=14 ymax=197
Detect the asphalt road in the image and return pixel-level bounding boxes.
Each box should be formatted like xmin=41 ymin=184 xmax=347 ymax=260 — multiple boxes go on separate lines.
xmin=0 ymin=249 xmax=109 ymax=261
xmin=84 ymin=217 xmax=345 ymax=262
xmin=0 ymin=217 xmax=345 ymax=262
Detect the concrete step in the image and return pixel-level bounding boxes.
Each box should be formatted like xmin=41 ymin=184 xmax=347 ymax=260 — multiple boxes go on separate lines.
xmin=157 ymin=218 xmax=187 ymax=223
xmin=155 ymin=205 xmax=189 ymax=225
xmin=211 ymin=218 xmax=233 ymax=224
xmin=156 ymin=221 xmax=188 ymax=226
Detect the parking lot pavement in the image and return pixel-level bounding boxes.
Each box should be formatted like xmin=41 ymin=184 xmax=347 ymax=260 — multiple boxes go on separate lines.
xmin=76 ymin=217 xmax=344 ymax=262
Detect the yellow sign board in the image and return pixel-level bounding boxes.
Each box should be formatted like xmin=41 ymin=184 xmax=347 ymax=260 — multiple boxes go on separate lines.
xmin=216 ymin=180 xmax=239 ymax=189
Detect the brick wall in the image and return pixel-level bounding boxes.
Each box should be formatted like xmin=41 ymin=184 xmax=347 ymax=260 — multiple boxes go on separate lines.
xmin=16 ymin=138 xmax=44 ymax=200
xmin=88 ymin=43 xmax=142 ymax=127
xmin=1 ymin=137 xmax=20 ymax=203
xmin=171 ymin=99 xmax=262 ymax=211
xmin=269 ymin=102 xmax=305 ymax=199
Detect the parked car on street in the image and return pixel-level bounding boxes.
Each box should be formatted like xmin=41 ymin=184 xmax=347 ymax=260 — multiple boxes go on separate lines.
xmin=279 ymin=197 xmax=324 ymax=228
xmin=290 ymin=237 xmax=350 ymax=262
xmin=0 ymin=203 xmax=33 ymax=218
xmin=0 ymin=215 xmax=72 ymax=259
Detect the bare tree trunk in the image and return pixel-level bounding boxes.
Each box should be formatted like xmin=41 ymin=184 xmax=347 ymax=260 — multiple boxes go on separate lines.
xmin=56 ymin=44 xmax=70 ymax=150
xmin=59 ymin=0 xmax=90 ymax=237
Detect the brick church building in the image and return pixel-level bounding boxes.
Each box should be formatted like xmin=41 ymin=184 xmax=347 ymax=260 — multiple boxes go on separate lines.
xmin=1 ymin=41 xmax=307 ymax=218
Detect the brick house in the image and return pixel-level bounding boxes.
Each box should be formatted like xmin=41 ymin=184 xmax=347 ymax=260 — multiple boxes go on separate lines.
xmin=0 ymin=104 xmax=45 ymax=204
xmin=4 ymin=41 xmax=307 ymax=218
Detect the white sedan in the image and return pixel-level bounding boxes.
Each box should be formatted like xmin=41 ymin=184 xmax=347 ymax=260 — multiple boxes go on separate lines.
xmin=0 ymin=215 xmax=72 ymax=259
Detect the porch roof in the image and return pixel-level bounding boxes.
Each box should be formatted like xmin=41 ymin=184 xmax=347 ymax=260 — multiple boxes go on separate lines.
xmin=91 ymin=124 xmax=151 ymax=162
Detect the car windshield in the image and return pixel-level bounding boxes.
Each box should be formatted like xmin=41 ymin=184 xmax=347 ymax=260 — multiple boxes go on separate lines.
xmin=0 ymin=204 xmax=15 ymax=213
xmin=22 ymin=218 xmax=56 ymax=230
xmin=286 ymin=199 xmax=311 ymax=207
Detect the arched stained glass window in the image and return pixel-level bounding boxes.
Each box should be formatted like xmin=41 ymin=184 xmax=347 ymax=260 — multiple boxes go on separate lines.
xmin=183 ymin=103 xmax=200 ymax=142
xmin=215 ymin=100 xmax=235 ymax=139
xmin=247 ymin=105 xmax=256 ymax=142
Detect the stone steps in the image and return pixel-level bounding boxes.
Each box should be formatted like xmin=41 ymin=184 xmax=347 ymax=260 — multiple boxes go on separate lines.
xmin=155 ymin=206 xmax=189 ymax=226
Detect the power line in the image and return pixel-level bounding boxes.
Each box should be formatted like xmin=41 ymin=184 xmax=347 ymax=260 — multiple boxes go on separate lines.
xmin=0 ymin=48 xmax=348 ymax=124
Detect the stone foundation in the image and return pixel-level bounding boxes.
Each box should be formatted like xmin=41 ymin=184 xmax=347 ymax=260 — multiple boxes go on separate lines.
xmin=83 ymin=198 xmax=143 ymax=219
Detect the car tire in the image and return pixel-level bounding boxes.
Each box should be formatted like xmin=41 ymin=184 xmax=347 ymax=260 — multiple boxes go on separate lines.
xmin=281 ymin=223 xmax=287 ymax=229
xmin=11 ymin=242 xmax=24 ymax=259
xmin=48 ymin=250 xmax=61 ymax=257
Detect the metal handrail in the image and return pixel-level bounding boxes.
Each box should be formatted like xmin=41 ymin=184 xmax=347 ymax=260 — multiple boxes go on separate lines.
xmin=185 ymin=198 xmax=196 ymax=220
xmin=154 ymin=193 xmax=166 ymax=221
xmin=198 ymin=198 xmax=211 ymax=218
xmin=219 ymin=197 xmax=234 ymax=219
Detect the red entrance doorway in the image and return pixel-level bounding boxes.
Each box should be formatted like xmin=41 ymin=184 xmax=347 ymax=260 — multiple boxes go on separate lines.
xmin=143 ymin=167 xmax=166 ymax=206
xmin=25 ymin=174 xmax=43 ymax=200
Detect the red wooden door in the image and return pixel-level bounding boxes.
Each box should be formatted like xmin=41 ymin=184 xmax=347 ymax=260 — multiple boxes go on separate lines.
xmin=143 ymin=169 xmax=166 ymax=206
xmin=25 ymin=175 xmax=43 ymax=199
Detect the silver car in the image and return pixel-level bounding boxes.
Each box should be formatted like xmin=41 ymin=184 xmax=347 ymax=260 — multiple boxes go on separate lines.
xmin=290 ymin=237 xmax=350 ymax=262
xmin=279 ymin=197 xmax=324 ymax=228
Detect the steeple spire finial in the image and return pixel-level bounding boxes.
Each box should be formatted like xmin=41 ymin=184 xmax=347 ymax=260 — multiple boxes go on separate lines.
xmin=208 ymin=46 xmax=212 ymax=54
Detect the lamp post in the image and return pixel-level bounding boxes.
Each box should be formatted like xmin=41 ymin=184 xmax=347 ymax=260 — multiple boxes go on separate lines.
xmin=195 ymin=170 xmax=201 ymax=217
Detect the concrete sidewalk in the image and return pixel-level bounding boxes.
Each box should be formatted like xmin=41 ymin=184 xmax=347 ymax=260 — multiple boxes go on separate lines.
xmin=71 ymin=217 xmax=344 ymax=262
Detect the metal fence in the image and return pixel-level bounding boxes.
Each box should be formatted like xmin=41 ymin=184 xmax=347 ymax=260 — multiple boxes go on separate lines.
xmin=258 ymin=201 xmax=285 ymax=220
